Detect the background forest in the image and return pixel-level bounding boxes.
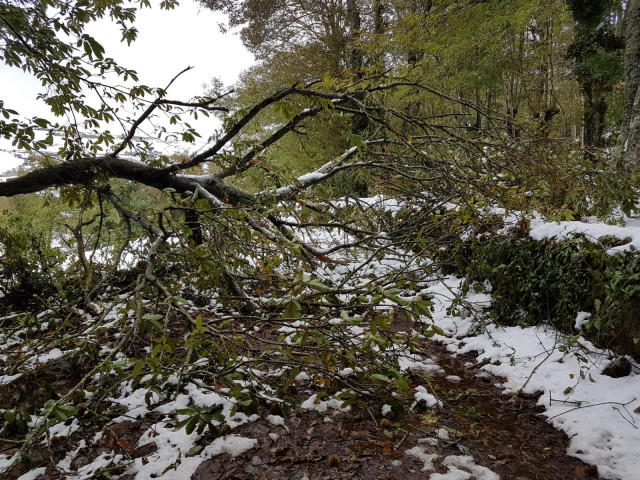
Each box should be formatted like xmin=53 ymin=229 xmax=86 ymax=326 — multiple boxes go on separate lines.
xmin=1 ymin=1 xmax=640 ymax=479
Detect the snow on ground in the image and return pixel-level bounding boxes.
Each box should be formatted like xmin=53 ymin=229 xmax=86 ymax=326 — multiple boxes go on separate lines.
xmin=425 ymin=276 xmax=640 ymax=480
xmin=528 ymin=214 xmax=640 ymax=254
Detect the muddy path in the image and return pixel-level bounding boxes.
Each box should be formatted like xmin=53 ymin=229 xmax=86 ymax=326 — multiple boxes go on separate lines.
xmin=184 ymin=339 xmax=598 ymax=480
xmin=1 ymin=317 xmax=601 ymax=480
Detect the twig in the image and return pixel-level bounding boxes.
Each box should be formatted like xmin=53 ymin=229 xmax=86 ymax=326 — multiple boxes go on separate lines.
xmin=548 ymin=397 xmax=637 ymax=423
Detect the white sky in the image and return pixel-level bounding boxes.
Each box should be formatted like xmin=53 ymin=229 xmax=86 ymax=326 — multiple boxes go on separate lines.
xmin=0 ymin=0 xmax=254 ymax=174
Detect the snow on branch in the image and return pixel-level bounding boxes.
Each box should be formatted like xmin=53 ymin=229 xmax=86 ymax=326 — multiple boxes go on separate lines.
xmin=254 ymin=141 xmax=385 ymax=202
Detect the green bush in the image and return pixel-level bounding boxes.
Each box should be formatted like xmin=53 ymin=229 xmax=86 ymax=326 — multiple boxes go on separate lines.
xmin=449 ymin=234 xmax=640 ymax=358
xmin=0 ymin=212 xmax=68 ymax=297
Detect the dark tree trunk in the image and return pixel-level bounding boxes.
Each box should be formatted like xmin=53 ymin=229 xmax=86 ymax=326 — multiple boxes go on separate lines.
xmin=184 ymin=208 xmax=204 ymax=246
xmin=373 ymin=0 xmax=384 ymax=36
xmin=540 ymin=107 xmax=561 ymax=137
xmin=406 ymin=0 xmax=432 ymax=68
xmin=507 ymin=108 xmax=520 ymax=137
xmin=405 ymin=0 xmax=433 ymax=120
xmin=346 ymin=0 xmax=362 ymax=73
xmin=566 ymin=0 xmax=623 ymax=150
xmin=583 ymin=83 xmax=607 ymax=147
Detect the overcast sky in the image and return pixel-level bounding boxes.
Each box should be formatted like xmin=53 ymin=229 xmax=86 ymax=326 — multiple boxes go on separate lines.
xmin=0 ymin=0 xmax=254 ymax=173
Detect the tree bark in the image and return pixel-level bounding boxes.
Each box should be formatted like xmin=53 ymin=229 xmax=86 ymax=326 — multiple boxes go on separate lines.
xmin=583 ymin=83 xmax=607 ymax=148
xmin=0 ymin=157 xmax=254 ymax=206
xmin=184 ymin=208 xmax=204 ymax=246
xmin=346 ymin=0 xmax=362 ymax=73
xmin=624 ymin=0 xmax=640 ymax=167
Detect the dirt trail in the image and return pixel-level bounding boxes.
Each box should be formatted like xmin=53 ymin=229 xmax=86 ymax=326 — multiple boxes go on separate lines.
xmin=186 ymin=339 xmax=598 ymax=480
xmin=1 ymin=312 xmax=601 ymax=480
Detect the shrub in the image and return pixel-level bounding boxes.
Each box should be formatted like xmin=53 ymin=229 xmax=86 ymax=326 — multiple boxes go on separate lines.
xmin=449 ymin=234 xmax=640 ymax=359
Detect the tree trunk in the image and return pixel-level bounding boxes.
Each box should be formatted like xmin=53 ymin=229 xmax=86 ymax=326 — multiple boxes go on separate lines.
xmin=346 ymin=0 xmax=362 ymax=73
xmin=184 ymin=208 xmax=204 ymax=246
xmin=583 ymin=83 xmax=607 ymax=148
xmin=624 ymin=0 xmax=640 ymax=167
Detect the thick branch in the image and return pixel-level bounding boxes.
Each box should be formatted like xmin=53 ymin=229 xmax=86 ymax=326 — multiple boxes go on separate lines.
xmin=218 ymin=106 xmax=324 ymax=179
xmin=164 ymin=83 xmax=394 ymax=173
xmin=0 ymin=157 xmax=254 ymax=206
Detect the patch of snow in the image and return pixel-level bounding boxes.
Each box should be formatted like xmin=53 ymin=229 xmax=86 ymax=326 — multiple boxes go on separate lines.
xmin=418 ymin=437 xmax=438 ymax=446
xmin=0 ymin=373 xmax=22 ymax=385
xmin=47 ymin=418 xmax=80 ymax=440
xmin=71 ymin=452 xmax=124 ymax=480
xmin=266 ymin=415 xmax=286 ymax=428
xmin=301 ymin=393 xmax=351 ymax=413
xmin=430 ymin=455 xmax=499 ymax=480
xmin=412 ymin=385 xmax=441 ymax=409
xmin=397 ymin=352 xmax=443 ymax=373
xmin=0 ymin=453 xmax=18 ymax=473
xmin=204 ymin=435 xmax=258 ymax=457
xmin=529 ymin=215 xmax=640 ymax=255
xmin=108 ymin=384 xmax=156 ymax=422
xmin=575 ymin=311 xmax=591 ymax=330
xmin=17 ymin=467 xmax=47 ymax=480
xmin=404 ymin=446 xmax=437 ymax=471
xmin=57 ymin=439 xmax=87 ymax=471
xmin=35 ymin=348 xmax=64 ymax=363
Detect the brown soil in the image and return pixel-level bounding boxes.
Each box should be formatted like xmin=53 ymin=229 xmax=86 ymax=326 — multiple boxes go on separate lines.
xmin=188 ymin=340 xmax=598 ymax=480
xmin=0 ymin=314 xmax=602 ymax=480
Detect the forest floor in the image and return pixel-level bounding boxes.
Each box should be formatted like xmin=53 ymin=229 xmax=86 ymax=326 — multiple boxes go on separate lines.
xmin=2 ymin=214 xmax=640 ymax=480
xmin=0 ymin=301 xmax=602 ymax=480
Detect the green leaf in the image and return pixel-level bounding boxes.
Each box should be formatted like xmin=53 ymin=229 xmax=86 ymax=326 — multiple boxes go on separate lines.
xmin=57 ymin=405 xmax=77 ymax=416
xmin=307 ymin=279 xmax=331 ymax=292
xmin=386 ymin=294 xmax=410 ymax=306
xmin=131 ymin=359 xmax=145 ymax=379
xmin=431 ymin=324 xmax=446 ymax=336
xmin=211 ymin=414 xmax=226 ymax=424
xmin=283 ymin=300 xmax=302 ymax=319
xmin=187 ymin=445 xmax=203 ymax=456
xmin=185 ymin=416 xmax=198 ymax=435
xmin=370 ymin=374 xmax=391 ymax=383
xmin=52 ymin=409 xmax=68 ymax=422
xmin=33 ymin=118 xmax=49 ymax=128
xmin=172 ymin=296 xmax=189 ymax=305
xmin=394 ymin=377 xmax=411 ymax=392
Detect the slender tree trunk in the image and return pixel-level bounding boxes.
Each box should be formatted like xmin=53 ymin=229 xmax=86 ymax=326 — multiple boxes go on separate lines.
xmin=374 ymin=0 xmax=384 ymax=36
xmin=474 ymin=88 xmax=482 ymax=131
xmin=346 ymin=0 xmax=362 ymax=73
xmin=583 ymin=83 xmax=607 ymax=148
